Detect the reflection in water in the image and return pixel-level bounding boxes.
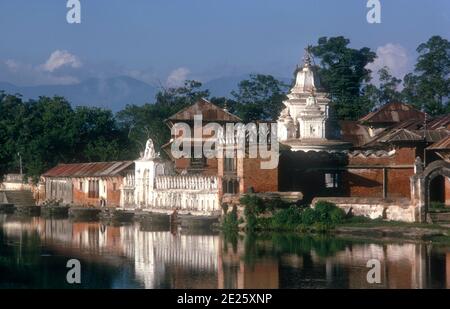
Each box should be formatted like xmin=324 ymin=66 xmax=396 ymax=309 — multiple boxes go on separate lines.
xmin=1 ymin=214 xmax=450 ymax=289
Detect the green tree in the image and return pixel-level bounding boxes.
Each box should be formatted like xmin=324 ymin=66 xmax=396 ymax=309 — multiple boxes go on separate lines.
xmin=363 ymin=67 xmax=403 ymax=108
xmin=377 ymin=66 xmax=403 ymax=105
xmin=0 ymin=93 xmax=133 ymax=181
xmin=231 ymin=74 xmax=288 ymax=122
xmin=0 ymin=92 xmax=27 ymax=177
xmin=16 ymin=96 xmax=77 ymax=180
xmin=310 ymin=36 xmax=376 ymax=120
xmin=73 ymin=106 xmax=128 ymax=162
xmin=402 ymin=35 xmax=450 ymax=115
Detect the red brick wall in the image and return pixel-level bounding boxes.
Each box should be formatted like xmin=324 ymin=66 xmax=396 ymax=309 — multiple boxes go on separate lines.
xmin=344 ymin=147 xmax=416 ymax=199
xmin=239 ymin=157 xmax=278 ymax=193
xmin=172 ymin=124 xmax=220 ymax=175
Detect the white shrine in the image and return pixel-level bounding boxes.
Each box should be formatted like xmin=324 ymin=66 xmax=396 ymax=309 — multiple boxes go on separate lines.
xmin=121 ymin=138 xmax=220 ymax=215
xmin=277 ymin=48 xmax=351 ymax=152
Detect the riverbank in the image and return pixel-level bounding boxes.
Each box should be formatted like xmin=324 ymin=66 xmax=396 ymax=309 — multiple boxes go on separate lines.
xmin=335 ymin=220 xmax=450 ymax=243
xmin=228 ymin=195 xmax=450 ymax=243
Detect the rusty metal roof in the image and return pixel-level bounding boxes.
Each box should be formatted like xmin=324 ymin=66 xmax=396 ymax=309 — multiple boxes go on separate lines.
xmin=379 ymin=129 xmax=423 ymax=143
xmin=42 ymin=161 xmax=134 ymax=178
xmin=366 ymin=127 xmax=449 ymax=146
xmin=359 ymin=102 xmax=425 ymax=125
xmin=427 ymin=135 xmax=450 ymax=150
xmin=167 ymin=98 xmax=242 ymax=123
xmin=427 ymin=114 xmax=450 ymax=130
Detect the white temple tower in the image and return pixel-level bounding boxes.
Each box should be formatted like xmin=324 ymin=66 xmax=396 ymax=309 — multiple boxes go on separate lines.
xmin=277 ymin=48 xmax=351 ymax=152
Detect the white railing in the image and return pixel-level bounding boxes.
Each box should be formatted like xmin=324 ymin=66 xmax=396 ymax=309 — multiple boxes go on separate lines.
xmin=155 ymin=175 xmax=218 ymax=191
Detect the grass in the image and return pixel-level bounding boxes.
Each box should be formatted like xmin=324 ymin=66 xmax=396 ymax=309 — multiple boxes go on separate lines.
xmin=340 ymin=216 xmax=447 ymax=230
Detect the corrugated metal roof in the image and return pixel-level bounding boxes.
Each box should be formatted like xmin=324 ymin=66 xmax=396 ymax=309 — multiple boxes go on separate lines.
xmin=43 ymin=161 xmax=134 ymax=178
xmin=167 ymin=98 xmax=242 ymax=122
xmin=427 ymin=135 xmax=450 ymax=150
xmin=427 ymin=114 xmax=450 ymax=130
xmin=359 ymin=102 xmax=425 ymax=124
xmin=379 ymin=129 xmax=423 ymax=142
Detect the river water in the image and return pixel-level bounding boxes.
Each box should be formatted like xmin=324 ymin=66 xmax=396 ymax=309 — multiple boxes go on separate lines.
xmin=0 ymin=214 xmax=449 ymax=289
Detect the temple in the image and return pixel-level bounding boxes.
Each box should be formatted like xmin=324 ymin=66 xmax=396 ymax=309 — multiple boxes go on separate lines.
xmin=277 ymin=48 xmax=351 ymax=152
xmin=30 ymin=48 xmax=450 ymax=223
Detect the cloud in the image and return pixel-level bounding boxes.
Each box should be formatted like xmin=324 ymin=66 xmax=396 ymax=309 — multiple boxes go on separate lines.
xmin=125 ymin=68 xmax=158 ymax=86
xmin=166 ymin=67 xmax=190 ymax=87
xmin=41 ymin=50 xmax=82 ymax=72
xmin=366 ymin=43 xmax=412 ymax=85
xmin=4 ymin=59 xmax=21 ymax=73
xmin=1 ymin=52 xmax=81 ymax=86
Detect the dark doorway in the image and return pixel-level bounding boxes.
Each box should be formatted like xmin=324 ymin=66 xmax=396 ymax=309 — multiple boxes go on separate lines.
xmin=429 ymin=175 xmax=445 ymax=206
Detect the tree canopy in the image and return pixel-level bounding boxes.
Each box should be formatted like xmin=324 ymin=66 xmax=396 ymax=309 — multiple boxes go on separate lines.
xmin=402 ymin=35 xmax=450 ymax=115
xmin=1 ymin=35 xmax=450 ymax=180
xmin=310 ymin=36 xmax=377 ymax=120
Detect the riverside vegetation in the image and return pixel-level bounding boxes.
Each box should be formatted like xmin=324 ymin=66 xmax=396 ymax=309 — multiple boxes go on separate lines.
xmin=221 ymin=195 xmax=450 ymax=244
xmin=221 ymin=195 xmax=346 ymax=233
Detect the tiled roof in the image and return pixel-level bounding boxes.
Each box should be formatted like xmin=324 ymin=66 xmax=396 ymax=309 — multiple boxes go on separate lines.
xmin=359 ymin=102 xmax=425 ymax=125
xmin=42 ymin=161 xmax=134 ymax=178
xmin=167 ymin=98 xmax=242 ymax=123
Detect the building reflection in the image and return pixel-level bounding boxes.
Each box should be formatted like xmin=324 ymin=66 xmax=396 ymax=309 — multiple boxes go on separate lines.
xmin=1 ymin=215 xmax=450 ymax=289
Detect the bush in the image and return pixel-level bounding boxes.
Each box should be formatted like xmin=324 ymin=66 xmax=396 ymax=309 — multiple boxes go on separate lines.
xmin=222 ymin=205 xmax=239 ymax=233
xmin=314 ymin=201 xmax=346 ymax=225
xmin=272 ymin=206 xmax=302 ymax=229
xmin=240 ymin=195 xmax=266 ymax=216
xmin=238 ymin=197 xmax=345 ymax=233
xmin=300 ymin=208 xmax=319 ymax=225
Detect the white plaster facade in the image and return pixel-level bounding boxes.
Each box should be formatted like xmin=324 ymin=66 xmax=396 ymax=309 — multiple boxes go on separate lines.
xmin=277 ymin=49 xmax=350 ymax=152
xmin=120 ymin=140 xmax=220 ymax=215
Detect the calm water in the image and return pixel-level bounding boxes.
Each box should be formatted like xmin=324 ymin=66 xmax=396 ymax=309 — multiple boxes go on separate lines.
xmin=1 ymin=214 xmax=450 ymax=289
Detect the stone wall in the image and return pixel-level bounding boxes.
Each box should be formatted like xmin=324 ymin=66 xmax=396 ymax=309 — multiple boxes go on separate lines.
xmin=312 ymin=197 xmax=416 ymax=222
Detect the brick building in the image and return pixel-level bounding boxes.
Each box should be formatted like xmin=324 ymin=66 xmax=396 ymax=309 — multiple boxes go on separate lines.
xmin=276 ymin=49 xmax=450 ymax=222
xmin=41 ymin=161 xmax=134 ymax=207
xmin=162 ymin=98 xmax=278 ymax=196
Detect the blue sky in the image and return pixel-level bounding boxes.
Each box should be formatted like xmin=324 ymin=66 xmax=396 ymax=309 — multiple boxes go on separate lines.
xmin=0 ymin=0 xmax=449 ymax=87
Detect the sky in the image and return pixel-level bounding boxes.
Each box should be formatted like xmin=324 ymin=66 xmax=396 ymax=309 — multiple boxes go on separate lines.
xmin=0 ymin=0 xmax=449 ymax=87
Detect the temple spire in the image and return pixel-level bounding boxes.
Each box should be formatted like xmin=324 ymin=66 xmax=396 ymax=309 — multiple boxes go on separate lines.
xmin=303 ymin=46 xmax=313 ymax=68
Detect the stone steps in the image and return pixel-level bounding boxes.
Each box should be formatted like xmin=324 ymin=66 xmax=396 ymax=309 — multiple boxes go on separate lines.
xmin=3 ymin=190 xmax=36 ymax=207
xmin=430 ymin=212 xmax=450 ymax=224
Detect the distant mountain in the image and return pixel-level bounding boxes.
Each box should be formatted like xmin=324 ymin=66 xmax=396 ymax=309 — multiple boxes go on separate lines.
xmin=0 ymin=74 xmax=292 ymax=112
xmin=0 ymin=76 xmax=158 ymax=112
xmin=203 ymin=75 xmax=292 ymax=98
xmin=203 ymin=75 xmax=250 ymax=97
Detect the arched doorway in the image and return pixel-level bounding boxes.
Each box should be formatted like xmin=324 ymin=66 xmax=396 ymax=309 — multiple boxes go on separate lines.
xmin=412 ymin=160 xmax=450 ymax=222
xmin=429 ymin=175 xmax=445 ymax=208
